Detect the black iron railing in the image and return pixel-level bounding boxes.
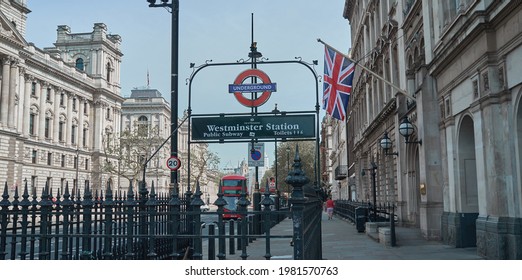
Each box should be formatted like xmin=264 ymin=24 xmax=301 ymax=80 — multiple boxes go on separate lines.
xmin=0 ymin=180 xmax=293 ymax=260
xmin=334 ymin=200 xmax=397 ymax=226
xmin=1 ymin=146 xmax=322 ymax=260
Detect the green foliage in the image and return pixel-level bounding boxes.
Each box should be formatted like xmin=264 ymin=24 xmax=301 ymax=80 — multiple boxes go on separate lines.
xmin=263 ymin=141 xmax=317 ymax=194
xmin=180 ymin=144 xmax=221 ymax=188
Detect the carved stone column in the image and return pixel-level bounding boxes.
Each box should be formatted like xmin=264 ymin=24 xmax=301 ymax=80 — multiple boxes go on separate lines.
xmin=37 ymin=81 xmax=45 ymax=140
xmin=17 ymin=66 xmax=26 ymax=134
xmin=22 ymin=74 xmax=32 ymax=137
xmin=8 ymin=59 xmax=19 ymax=128
xmin=0 ymin=57 xmax=11 ymax=125
xmin=78 ymin=97 xmax=85 ymax=148
xmin=66 ymin=92 xmax=73 ymax=146
xmin=51 ymin=87 xmax=59 ymax=143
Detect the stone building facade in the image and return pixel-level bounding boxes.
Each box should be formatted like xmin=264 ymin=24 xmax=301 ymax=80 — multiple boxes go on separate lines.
xmin=0 ymin=1 xmax=122 ymax=196
xmin=342 ymin=0 xmax=522 ymax=259
xmin=120 ymin=88 xmax=172 ymax=193
xmin=430 ymin=0 xmax=522 ymax=259
xmin=120 ymin=89 xmax=215 ymax=196
xmin=0 ymin=1 xmax=216 ymax=201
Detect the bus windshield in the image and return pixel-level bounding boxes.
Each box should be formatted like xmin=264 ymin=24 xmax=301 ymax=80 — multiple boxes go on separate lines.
xmin=223 ymin=196 xmax=238 ymax=211
xmin=222 ymin=179 xmax=243 ymax=187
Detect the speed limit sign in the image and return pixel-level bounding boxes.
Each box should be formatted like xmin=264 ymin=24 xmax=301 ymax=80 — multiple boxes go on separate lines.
xmin=166 ymin=156 xmax=181 ymax=171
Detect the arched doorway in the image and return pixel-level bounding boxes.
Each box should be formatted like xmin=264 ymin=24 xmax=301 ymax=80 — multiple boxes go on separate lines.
xmin=458 ymin=116 xmax=478 ymax=213
xmin=456 ymin=115 xmax=479 ymax=247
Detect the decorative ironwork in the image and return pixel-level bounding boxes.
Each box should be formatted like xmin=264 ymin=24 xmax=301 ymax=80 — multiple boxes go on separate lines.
xmin=0 ymin=177 xmax=311 ymax=260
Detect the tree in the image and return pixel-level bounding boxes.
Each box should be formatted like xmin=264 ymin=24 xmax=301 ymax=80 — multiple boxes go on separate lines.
xmin=101 ymin=122 xmax=166 ymax=191
xmin=188 ymin=143 xmax=220 ymax=186
xmin=264 ymin=141 xmax=317 ymax=194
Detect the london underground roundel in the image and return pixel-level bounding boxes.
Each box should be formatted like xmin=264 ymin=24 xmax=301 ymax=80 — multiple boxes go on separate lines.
xmin=231 ymin=69 xmax=275 ymax=107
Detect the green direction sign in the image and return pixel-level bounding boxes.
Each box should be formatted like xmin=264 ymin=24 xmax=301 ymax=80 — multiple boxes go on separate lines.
xmin=191 ymin=114 xmax=315 ymax=140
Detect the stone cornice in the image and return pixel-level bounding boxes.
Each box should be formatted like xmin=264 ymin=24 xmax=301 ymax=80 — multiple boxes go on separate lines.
xmin=25 ymin=58 xmax=97 ymax=93
xmin=362 ymin=97 xmax=397 ymax=139
xmin=354 ymin=97 xmax=397 ymax=152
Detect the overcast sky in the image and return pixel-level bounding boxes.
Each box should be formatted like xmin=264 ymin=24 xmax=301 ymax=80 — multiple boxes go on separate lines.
xmin=25 ymin=0 xmax=351 ymax=169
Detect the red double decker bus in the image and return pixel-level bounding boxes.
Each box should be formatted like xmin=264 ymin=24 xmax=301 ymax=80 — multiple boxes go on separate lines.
xmin=220 ymin=174 xmax=248 ymax=219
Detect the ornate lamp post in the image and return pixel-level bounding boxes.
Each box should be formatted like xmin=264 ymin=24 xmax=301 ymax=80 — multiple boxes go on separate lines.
xmin=379 ymin=131 xmax=397 ymax=247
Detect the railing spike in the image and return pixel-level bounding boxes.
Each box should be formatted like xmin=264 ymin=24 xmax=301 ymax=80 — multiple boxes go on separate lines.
xmin=0 ymin=182 xmax=10 ymax=207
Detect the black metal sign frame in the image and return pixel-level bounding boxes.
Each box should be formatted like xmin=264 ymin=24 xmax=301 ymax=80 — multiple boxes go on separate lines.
xmin=186 ymin=58 xmax=321 ymax=190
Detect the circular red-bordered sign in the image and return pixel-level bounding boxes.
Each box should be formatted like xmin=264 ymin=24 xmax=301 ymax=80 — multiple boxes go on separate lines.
xmin=233 ymin=69 xmax=273 ymax=107
xmin=166 ymin=156 xmax=181 ymax=171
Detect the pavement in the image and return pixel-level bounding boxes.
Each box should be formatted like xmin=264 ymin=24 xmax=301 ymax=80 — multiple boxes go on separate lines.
xmin=229 ymin=212 xmax=484 ymax=260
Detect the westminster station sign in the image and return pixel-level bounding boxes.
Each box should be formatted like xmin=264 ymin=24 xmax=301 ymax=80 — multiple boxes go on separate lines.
xmin=192 ymin=114 xmax=315 ymax=140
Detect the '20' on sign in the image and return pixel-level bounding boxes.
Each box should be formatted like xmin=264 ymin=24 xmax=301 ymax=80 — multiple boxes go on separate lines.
xmin=166 ymin=156 xmax=181 ymax=171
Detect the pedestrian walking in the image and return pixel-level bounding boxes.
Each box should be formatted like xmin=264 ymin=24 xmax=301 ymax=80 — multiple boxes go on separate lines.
xmin=325 ymin=196 xmax=335 ymax=220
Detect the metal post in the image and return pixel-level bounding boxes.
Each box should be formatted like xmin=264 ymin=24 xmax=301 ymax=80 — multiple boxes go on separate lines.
xmin=170 ymin=1 xmax=179 ymax=193
xmin=338 ymin=181 xmax=342 ymax=200
xmin=391 ymin=201 xmax=396 ymax=246
xmin=75 ymin=148 xmax=79 ymax=195
xmin=249 ymin=14 xmax=262 ymax=236
xmin=371 ymin=163 xmax=377 ymax=222
xmin=228 ymin=220 xmax=235 ymax=255
xmin=387 ymin=158 xmax=396 ymax=247
xmin=146 ymin=0 xmax=179 ymax=194
xmin=273 ymin=105 xmax=280 ymax=211
xmin=286 ymin=145 xmax=310 ymax=260
xmin=380 ymin=132 xmax=398 ymax=246
xmin=208 ymin=223 xmax=215 ymax=260
xmin=286 ymin=146 xmax=290 ymax=207
xmin=261 ymin=185 xmax=274 ymax=260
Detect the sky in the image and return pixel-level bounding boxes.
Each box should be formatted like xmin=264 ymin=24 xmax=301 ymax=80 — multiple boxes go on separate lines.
xmin=25 ymin=0 xmax=351 ymax=170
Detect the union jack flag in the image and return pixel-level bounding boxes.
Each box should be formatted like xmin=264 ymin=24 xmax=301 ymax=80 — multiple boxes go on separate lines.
xmin=322 ymin=46 xmax=355 ymax=121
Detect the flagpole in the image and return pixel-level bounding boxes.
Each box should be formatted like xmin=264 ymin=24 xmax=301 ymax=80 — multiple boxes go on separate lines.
xmin=317 ymin=38 xmax=415 ymax=101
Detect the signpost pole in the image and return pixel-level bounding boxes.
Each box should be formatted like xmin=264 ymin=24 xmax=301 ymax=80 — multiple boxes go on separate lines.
xmin=249 ymin=15 xmax=262 ymax=235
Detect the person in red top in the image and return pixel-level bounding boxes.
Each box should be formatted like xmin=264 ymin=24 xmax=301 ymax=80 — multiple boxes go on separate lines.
xmin=325 ymin=197 xmax=335 ymax=220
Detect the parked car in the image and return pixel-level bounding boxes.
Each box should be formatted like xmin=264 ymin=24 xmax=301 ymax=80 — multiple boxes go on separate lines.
xmin=200 ymin=204 xmax=210 ymax=212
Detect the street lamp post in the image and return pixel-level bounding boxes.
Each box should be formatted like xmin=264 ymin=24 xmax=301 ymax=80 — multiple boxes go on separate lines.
xmin=250 ymin=37 xmax=262 ymax=235
xmin=380 ymin=131 xmax=397 ymax=247
xmin=272 ymin=105 xmax=280 ymax=210
xmin=147 ymin=0 xmax=179 ymax=194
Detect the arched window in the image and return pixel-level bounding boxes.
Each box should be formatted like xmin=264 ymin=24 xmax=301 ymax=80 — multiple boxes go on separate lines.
xmin=106 ymin=62 xmax=112 ymax=82
xmin=75 ymin=58 xmax=84 ymax=71
xmin=138 ymin=116 xmax=148 ymax=136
